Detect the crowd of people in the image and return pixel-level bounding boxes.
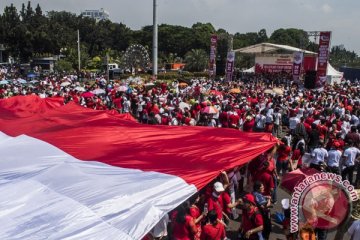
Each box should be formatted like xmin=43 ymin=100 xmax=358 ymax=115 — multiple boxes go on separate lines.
xmin=1 ymin=64 xmax=360 ymax=240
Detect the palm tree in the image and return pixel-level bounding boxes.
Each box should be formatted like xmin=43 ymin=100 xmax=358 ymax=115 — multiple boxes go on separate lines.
xmin=184 ymin=49 xmax=208 ymax=72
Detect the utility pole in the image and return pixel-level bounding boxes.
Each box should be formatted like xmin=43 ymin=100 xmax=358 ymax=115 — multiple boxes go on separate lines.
xmin=152 ymin=0 xmax=158 ymax=77
xmin=106 ymin=52 xmax=110 ymax=81
xmin=77 ymin=30 xmax=81 ymax=73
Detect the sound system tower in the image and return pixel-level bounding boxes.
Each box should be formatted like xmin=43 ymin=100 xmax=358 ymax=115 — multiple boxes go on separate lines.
xmin=304 ymin=70 xmax=317 ymax=89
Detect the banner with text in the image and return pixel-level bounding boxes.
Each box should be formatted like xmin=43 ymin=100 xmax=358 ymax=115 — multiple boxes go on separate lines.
xmin=225 ymin=51 xmax=235 ymax=81
xmin=209 ymin=35 xmax=218 ymax=78
xmin=292 ymin=51 xmax=303 ymax=81
xmin=316 ymin=31 xmax=331 ymax=88
xmin=255 ymin=54 xmax=293 ymax=73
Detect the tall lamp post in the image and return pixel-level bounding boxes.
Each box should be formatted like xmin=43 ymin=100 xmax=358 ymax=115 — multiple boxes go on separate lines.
xmin=152 ymin=0 xmax=158 ymax=77
xmin=77 ymin=30 xmax=81 ymax=73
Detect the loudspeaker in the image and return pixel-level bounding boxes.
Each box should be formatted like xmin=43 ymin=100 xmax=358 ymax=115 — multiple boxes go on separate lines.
xmin=304 ymin=70 xmax=317 ymax=89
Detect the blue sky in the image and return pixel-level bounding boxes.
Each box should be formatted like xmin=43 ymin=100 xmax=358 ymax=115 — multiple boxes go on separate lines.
xmin=1 ymin=0 xmax=359 ymax=54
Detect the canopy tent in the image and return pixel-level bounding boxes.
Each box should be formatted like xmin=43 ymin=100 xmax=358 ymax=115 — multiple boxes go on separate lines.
xmin=0 ymin=96 xmax=278 ymax=240
xmin=327 ymin=62 xmax=343 ymax=85
xmin=242 ymin=66 xmax=255 ymax=73
xmin=234 ymin=42 xmax=317 ymax=55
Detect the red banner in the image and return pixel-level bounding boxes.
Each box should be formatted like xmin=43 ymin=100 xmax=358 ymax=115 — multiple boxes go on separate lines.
xmin=209 ymin=35 xmax=218 ymax=78
xmin=316 ymin=32 xmax=331 ymax=88
xmin=262 ymin=64 xmax=292 ymax=73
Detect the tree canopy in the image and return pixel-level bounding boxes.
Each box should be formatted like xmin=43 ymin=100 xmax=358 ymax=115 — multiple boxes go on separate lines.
xmin=0 ymin=2 xmax=359 ymax=70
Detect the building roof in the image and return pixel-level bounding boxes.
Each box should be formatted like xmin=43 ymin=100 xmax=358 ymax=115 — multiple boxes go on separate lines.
xmin=234 ymin=42 xmax=317 ymax=55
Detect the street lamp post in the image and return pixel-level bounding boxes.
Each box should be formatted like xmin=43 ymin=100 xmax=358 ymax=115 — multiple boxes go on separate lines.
xmin=152 ymin=0 xmax=158 ymax=77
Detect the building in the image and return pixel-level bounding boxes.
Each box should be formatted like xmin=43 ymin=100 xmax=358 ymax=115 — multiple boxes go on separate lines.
xmin=31 ymin=56 xmax=59 ymax=73
xmin=81 ymin=8 xmax=109 ymax=21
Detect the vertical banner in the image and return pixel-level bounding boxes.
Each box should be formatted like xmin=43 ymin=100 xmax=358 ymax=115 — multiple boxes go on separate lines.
xmin=316 ymin=31 xmax=331 ymax=88
xmin=209 ymin=35 xmax=218 ymax=78
xmin=292 ymin=51 xmax=303 ymax=82
xmin=225 ymin=51 xmax=235 ymax=81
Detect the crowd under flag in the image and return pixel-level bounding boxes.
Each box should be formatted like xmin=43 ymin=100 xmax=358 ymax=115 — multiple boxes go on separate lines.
xmin=0 ymin=96 xmax=278 ymax=239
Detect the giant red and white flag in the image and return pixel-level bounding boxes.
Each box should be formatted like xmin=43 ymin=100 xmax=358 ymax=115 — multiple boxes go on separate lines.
xmin=0 ymin=96 xmax=278 ymax=239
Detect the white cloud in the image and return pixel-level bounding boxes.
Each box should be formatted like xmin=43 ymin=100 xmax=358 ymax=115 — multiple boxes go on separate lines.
xmin=321 ymin=3 xmax=333 ymax=13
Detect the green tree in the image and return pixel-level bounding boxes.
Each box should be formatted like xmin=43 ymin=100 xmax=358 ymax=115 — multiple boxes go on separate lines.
xmin=269 ymin=28 xmax=309 ymax=48
xmin=184 ymin=49 xmax=208 ymax=72
xmin=191 ymin=22 xmax=216 ymax=50
xmin=54 ymin=59 xmax=73 ymax=73
xmin=330 ymin=45 xmax=360 ymax=69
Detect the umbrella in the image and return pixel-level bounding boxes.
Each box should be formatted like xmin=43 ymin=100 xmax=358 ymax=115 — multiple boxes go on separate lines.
xmin=75 ymin=86 xmax=86 ymax=92
xmin=0 ymin=80 xmax=9 ymax=85
xmin=117 ymin=85 xmax=128 ymax=92
xmin=30 ymin=80 xmax=39 ymax=84
xmin=179 ymin=102 xmax=190 ymax=110
xmin=280 ymin=168 xmax=319 ymax=194
xmin=209 ymin=90 xmax=222 ymax=96
xmin=81 ymin=92 xmax=95 ymax=98
xmin=273 ymin=87 xmax=284 ymax=95
xmin=201 ymin=106 xmax=219 ymax=114
xmin=229 ymin=88 xmax=241 ymax=94
xmin=144 ymin=83 xmax=155 ymax=87
xmin=60 ymin=81 xmax=71 ymax=87
xmin=17 ymin=79 xmax=27 ymax=84
xmin=27 ymin=73 xmax=37 ymax=78
xmin=92 ymin=89 xmax=106 ymax=95
xmin=264 ymin=89 xmax=274 ymax=94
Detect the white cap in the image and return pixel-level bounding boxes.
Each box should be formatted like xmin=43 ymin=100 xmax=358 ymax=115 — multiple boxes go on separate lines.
xmin=214 ymin=182 xmax=225 ymax=192
xmin=281 ymin=198 xmax=290 ymax=209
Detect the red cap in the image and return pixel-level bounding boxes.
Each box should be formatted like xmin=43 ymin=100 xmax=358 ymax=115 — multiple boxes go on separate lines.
xmin=243 ymin=193 xmax=256 ymax=205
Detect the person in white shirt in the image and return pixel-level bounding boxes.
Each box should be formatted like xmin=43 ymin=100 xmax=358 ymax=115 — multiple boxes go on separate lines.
xmin=345 ymin=220 xmax=360 ymax=240
xmin=122 ymin=97 xmax=131 ymax=113
xmin=342 ymin=140 xmax=360 ymax=185
xmin=273 ymin=108 xmax=282 ymax=137
xmin=310 ymin=142 xmax=328 ymax=171
xmin=326 ymin=144 xmax=342 ymax=174
xmin=289 ymin=114 xmax=300 ymax=134
xmin=351 ymin=114 xmax=359 ymax=126
xmin=255 ymin=110 xmax=266 ymax=132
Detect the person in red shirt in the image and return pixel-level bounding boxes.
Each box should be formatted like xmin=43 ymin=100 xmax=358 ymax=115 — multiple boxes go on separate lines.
xmin=189 ymin=193 xmax=207 ymax=240
xmin=200 ymin=210 xmax=226 ymax=240
xmin=228 ymin=112 xmax=240 ymax=129
xmin=242 ymin=115 xmax=255 ymax=132
xmin=207 ymin=182 xmax=225 ymax=221
xmin=171 ymin=202 xmax=198 ymax=240
xmin=239 ymin=194 xmax=264 ymax=240
xmin=291 ymin=142 xmax=305 ymax=170
xmin=161 ymin=113 xmax=170 ymax=125
xmin=317 ymin=119 xmax=328 ymax=143
xmin=253 ymin=161 xmax=275 ymax=198
xmin=219 ymin=111 xmax=229 ymax=128
xmin=276 ymin=138 xmax=291 ymax=176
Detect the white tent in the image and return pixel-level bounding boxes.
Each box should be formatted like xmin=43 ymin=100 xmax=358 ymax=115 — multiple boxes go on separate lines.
xmin=327 ymin=63 xmax=343 ymax=85
xmin=242 ymin=66 xmax=255 ymax=73
xmin=234 ymin=42 xmax=317 ymax=55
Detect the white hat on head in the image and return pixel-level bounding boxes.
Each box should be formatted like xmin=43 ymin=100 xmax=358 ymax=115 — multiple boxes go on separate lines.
xmin=214 ymin=182 xmax=225 ymax=192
